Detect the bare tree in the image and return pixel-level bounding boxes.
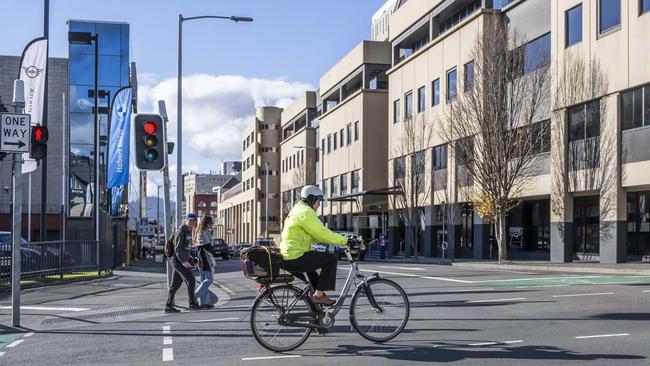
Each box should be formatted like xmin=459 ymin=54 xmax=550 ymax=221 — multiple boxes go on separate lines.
xmin=551 ymin=51 xmax=615 ymax=254
xmin=391 ymin=113 xmax=434 ymax=261
xmin=439 ymin=18 xmax=551 ymax=263
xmin=281 ymin=165 xmax=317 ymax=224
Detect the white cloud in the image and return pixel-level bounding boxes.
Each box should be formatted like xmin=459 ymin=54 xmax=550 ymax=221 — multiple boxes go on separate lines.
xmin=138 ymin=74 xmax=313 ymax=163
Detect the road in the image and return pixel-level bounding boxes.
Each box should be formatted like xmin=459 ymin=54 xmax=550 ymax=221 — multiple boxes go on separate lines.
xmin=1 ymin=258 xmax=649 ymax=365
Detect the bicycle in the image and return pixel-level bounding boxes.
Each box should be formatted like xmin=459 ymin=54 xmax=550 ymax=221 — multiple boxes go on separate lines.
xmin=248 ymin=243 xmax=410 ymax=352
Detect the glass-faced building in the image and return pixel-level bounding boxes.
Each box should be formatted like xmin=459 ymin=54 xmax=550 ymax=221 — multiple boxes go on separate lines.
xmin=67 ymin=20 xmax=130 ymax=217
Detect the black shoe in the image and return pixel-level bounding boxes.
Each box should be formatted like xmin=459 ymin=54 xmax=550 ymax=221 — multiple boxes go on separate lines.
xmin=188 ymin=303 xmax=201 ymax=310
xmin=164 ymin=306 xmax=180 ymax=313
xmin=200 ymin=304 xmax=214 ymax=310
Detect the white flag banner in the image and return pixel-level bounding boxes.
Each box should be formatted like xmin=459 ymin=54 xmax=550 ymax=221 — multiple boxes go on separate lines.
xmin=18 ymin=37 xmax=48 ymax=173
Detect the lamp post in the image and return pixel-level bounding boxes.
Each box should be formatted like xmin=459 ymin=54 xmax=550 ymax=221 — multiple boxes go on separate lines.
xmin=68 ymin=31 xmax=100 ymax=248
xmin=293 ymin=145 xmax=325 ymax=222
xmin=176 ymin=14 xmax=253 ymax=228
xmin=265 ymin=162 xmax=269 ymax=238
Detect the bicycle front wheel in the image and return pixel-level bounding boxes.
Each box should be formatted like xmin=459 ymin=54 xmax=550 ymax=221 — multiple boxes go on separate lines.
xmin=250 ymin=284 xmax=313 ymax=352
xmin=350 ymin=278 xmax=410 ymax=342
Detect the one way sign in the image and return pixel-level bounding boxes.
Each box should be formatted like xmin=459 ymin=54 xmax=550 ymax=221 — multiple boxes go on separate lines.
xmin=0 ymin=113 xmax=31 ymax=153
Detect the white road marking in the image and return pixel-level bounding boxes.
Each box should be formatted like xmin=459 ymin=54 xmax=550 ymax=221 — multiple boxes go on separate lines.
xmin=23 ymin=333 xmax=34 ymax=338
xmin=0 ymin=306 xmax=89 ymax=312
xmin=163 ymin=337 xmax=172 ymax=345
xmin=378 ymin=266 xmax=426 ymax=271
xmin=242 ymin=355 xmax=302 ymax=361
xmin=214 ymin=281 xmax=236 ymax=295
xmin=162 ymin=348 xmax=173 ymax=361
xmin=6 ymin=339 xmax=24 ymax=348
xmin=349 ymin=267 xmax=473 ymax=283
xmin=473 ymin=275 xmax=602 ymax=283
xmin=444 ymin=288 xmax=495 ymax=292
xmin=469 ymin=342 xmax=497 ymax=346
xmin=358 ymin=347 xmax=415 ymax=354
xmin=468 ymin=297 xmax=527 ymax=303
xmin=575 ymin=333 xmax=630 ymax=339
xmin=162 ymin=326 xmax=171 ymax=334
xmin=516 ymin=285 xmax=571 ymax=289
xmin=187 ymin=317 xmax=239 ymax=323
xmin=552 ymin=292 xmax=614 ymax=298
xmin=643 ymin=290 xmax=650 ymax=293
xmin=0 ymin=352 xmax=5 ymax=357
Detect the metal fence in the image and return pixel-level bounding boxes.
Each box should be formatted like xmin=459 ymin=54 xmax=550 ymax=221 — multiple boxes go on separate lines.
xmin=0 ymin=240 xmax=99 ymax=281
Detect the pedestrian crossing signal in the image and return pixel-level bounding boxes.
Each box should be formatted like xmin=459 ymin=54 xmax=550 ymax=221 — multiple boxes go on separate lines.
xmin=30 ymin=125 xmax=48 ymax=160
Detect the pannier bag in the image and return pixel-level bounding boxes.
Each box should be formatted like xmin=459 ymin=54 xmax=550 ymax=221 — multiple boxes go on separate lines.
xmin=240 ymin=246 xmax=283 ymax=280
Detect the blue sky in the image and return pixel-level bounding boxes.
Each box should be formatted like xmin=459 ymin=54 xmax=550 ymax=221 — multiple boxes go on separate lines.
xmin=1 ymin=0 xmax=387 ymax=197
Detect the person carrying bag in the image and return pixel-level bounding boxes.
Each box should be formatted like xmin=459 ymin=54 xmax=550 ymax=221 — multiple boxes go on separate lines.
xmin=164 ymin=213 xmax=201 ymax=313
xmin=194 ymin=215 xmax=218 ymax=309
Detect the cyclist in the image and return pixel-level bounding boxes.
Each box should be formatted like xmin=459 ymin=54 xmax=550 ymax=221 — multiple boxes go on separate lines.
xmin=280 ymin=185 xmax=349 ymax=306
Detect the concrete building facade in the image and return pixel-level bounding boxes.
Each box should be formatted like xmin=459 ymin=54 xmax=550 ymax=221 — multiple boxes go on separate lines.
xmin=183 ymin=173 xmax=232 ymax=217
xmin=217 ymin=107 xmax=282 ymax=244
xmin=319 ymin=40 xmax=391 ymax=239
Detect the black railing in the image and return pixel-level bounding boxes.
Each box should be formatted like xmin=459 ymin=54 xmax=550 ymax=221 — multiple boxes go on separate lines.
xmin=0 ymin=240 xmax=99 ymax=281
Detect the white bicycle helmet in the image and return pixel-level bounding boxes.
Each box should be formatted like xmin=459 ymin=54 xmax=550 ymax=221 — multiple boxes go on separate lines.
xmin=300 ymin=185 xmax=325 ymax=202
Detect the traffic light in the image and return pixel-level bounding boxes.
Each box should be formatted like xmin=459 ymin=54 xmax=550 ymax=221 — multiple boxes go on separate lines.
xmin=30 ymin=125 xmax=48 ymax=160
xmin=134 ymin=114 xmax=165 ymax=170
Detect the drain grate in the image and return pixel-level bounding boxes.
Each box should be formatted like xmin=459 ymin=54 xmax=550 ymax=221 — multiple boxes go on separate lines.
xmin=41 ymin=306 xmax=161 ymax=326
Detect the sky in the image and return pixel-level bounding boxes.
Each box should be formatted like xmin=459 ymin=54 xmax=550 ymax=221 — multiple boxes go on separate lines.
xmin=1 ymin=0 xmax=387 ymax=197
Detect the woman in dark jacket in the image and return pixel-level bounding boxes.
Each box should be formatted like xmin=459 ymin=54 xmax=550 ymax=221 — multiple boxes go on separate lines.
xmin=193 ymin=216 xmax=218 ymax=309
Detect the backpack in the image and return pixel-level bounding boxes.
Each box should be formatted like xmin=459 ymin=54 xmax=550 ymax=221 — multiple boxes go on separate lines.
xmin=165 ymin=235 xmax=175 ymax=257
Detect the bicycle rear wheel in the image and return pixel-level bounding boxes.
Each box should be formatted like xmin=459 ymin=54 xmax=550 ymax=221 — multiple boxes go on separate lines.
xmin=250 ymin=284 xmax=313 ymax=352
xmin=350 ymin=278 xmax=410 ymax=342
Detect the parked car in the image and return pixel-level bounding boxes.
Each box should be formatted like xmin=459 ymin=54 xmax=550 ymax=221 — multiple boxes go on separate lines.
xmin=254 ymin=238 xmax=276 ymax=247
xmin=0 ymin=231 xmax=28 ymax=245
xmin=211 ymin=239 xmax=229 ymax=260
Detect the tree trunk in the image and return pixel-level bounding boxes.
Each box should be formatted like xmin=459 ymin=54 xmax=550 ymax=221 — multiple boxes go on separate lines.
xmin=495 ymin=209 xmax=508 ymax=263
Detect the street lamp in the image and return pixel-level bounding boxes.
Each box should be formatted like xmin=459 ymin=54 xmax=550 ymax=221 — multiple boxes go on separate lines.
xmin=293 ymin=145 xmax=325 ymax=222
xmin=176 ymin=14 xmax=253 ymax=227
xmin=68 ymin=31 xmax=100 ymax=245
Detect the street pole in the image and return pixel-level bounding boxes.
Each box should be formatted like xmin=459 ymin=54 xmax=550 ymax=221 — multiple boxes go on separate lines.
xmin=40 ymin=0 xmax=49 ymax=242
xmin=265 ymin=162 xmax=269 ymax=238
xmin=92 ymin=33 xmax=100 ymax=272
xmin=28 ymin=173 xmax=31 ymax=241
xmin=61 ymin=92 xmax=66 ymax=241
xmin=176 ymin=15 xmax=183 ymax=228
xmin=320 ymin=148 xmax=324 ymax=220
xmin=11 ymin=79 xmax=25 ymax=327
xmin=158 ymin=100 xmax=173 ymax=288
xmin=176 ymin=14 xmax=253 ymax=227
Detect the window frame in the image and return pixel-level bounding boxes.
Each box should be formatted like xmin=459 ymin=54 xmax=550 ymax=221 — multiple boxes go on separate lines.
xmin=340 ymin=128 xmax=345 ymax=148
xmin=404 ymin=91 xmax=414 ymax=120
xmin=393 ymin=99 xmax=401 ymax=123
xmin=565 ymin=4 xmax=583 ymax=48
xmin=354 ymin=121 xmax=359 ymax=141
xmin=642 ymin=0 xmax=650 ymax=15
xmin=432 ymin=78 xmax=440 ymax=106
xmin=598 ymin=0 xmax=621 ymax=36
xmin=447 ymin=67 xmax=458 ymax=102
xmin=417 ymin=86 xmax=426 ymax=113
xmin=333 ymin=132 xmax=338 ymax=151
xmin=464 ymin=61 xmax=475 ymax=91
xmin=433 ymin=144 xmax=448 ymax=171
xmin=346 ymin=124 xmax=352 ymax=145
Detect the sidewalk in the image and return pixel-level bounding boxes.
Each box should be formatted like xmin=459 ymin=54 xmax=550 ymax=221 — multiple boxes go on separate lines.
xmin=364 ymin=254 xmax=650 ymax=275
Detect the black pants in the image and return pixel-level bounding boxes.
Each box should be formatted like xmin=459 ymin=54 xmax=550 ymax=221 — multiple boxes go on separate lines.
xmin=166 ymin=259 xmax=196 ymax=307
xmin=282 ymin=251 xmax=338 ymax=292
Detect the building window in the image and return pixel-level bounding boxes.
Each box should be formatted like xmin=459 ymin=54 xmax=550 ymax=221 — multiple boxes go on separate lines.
xmin=433 ymin=144 xmax=448 ymax=170
xmin=331 ymin=176 xmax=338 ymax=197
xmin=354 ymin=121 xmax=359 ymax=141
xmin=333 ymin=132 xmax=338 ymax=151
xmin=351 ymin=170 xmax=360 ymax=192
xmin=447 ymin=68 xmax=457 ymax=102
xmin=599 ymin=0 xmax=621 ymax=34
xmin=622 ymin=85 xmax=650 ymax=130
xmin=643 ymin=0 xmax=650 ymax=14
xmin=340 ymin=128 xmax=345 ymax=148
xmin=340 ymin=174 xmax=348 ymax=195
xmin=432 ymin=78 xmax=440 ymax=106
xmin=523 ymin=33 xmax=551 ymax=74
xmin=346 ymin=124 xmax=352 ymax=145
xmin=393 ymin=99 xmax=401 ymax=123
xmin=322 ymin=179 xmax=328 ymax=198
xmin=413 ymin=151 xmax=426 ymax=193
xmin=566 ymin=4 xmax=583 ymax=47
xmin=464 ymin=61 xmax=475 ymax=90
xmin=569 ymin=100 xmax=600 ymax=142
xmin=404 ymin=91 xmax=413 ymax=120
xmin=327 ymin=134 xmax=331 ymax=153
xmin=417 ymin=86 xmax=426 ymax=113
xmin=393 ymin=157 xmax=406 ymax=187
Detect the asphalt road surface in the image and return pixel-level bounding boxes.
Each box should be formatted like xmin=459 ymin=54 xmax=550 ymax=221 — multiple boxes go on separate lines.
xmin=1 ymin=258 xmax=650 ymax=365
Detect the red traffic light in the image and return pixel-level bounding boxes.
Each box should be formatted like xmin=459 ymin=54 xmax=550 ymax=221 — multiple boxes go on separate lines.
xmin=31 ymin=125 xmax=48 ymax=144
xmin=143 ymin=121 xmax=157 ymax=135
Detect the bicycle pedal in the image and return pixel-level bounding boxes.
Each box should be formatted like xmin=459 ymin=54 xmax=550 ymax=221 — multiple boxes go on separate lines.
xmin=316 ymin=329 xmax=329 ymax=335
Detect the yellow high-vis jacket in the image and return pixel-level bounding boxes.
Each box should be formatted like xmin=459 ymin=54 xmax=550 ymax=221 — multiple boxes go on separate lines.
xmin=280 ymin=201 xmax=348 ymax=261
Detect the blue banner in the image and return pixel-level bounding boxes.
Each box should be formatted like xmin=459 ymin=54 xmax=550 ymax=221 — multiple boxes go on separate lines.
xmin=107 ymin=87 xmax=132 ymax=189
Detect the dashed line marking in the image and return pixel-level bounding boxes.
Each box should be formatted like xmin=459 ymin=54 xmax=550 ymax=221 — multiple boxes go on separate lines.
xmin=349 ymin=267 xmax=473 ymax=283
xmin=162 ymin=348 xmax=173 ymax=361
xmin=378 ymin=266 xmax=426 ymax=271
xmin=5 ymin=339 xmax=24 ymax=348
xmin=642 ymin=290 xmax=650 ymax=293
xmin=358 ymin=347 xmax=415 ymax=354
xmin=242 ymin=355 xmax=301 ymax=361
xmin=187 ymin=317 xmax=239 ymax=323
xmin=0 ymin=306 xmax=89 ymax=312
xmin=575 ymin=333 xmax=630 ymax=339
xmin=469 ymin=342 xmax=497 ymax=346
xmin=163 ymin=337 xmax=172 ymax=345
xmin=162 ymin=326 xmax=170 ymax=334
xmin=552 ymin=292 xmax=614 ymax=298
xmin=468 ymin=297 xmax=526 ymax=303
xmin=0 ymin=351 xmax=5 ymax=357
xmin=23 ymin=333 xmax=33 ymax=338
xmin=214 ymin=281 xmax=236 ymax=295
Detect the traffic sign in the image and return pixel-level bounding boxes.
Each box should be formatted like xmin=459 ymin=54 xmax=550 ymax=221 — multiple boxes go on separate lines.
xmin=0 ymin=113 xmax=31 ymax=153
xmin=138 ymin=217 xmax=157 ymax=236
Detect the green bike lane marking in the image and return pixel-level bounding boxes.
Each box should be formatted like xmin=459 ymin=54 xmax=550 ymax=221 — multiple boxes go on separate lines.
xmin=477 ymin=275 xmax=650 ymax=287
xmin=0 ymin=333 xmax=25 ymax=350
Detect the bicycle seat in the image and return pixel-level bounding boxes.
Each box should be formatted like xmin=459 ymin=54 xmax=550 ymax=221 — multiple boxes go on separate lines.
xmin=254 ymin=274 xmax=294 ymax=284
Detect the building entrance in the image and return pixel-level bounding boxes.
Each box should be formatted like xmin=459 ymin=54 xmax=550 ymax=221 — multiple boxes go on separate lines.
xmin=627 ymin=192 xmax=650 ymax=258
xmin=573 ymin=196 xmax=600 ymax=256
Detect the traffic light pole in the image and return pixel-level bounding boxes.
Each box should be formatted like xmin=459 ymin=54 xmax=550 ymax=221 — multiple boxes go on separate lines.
xmin=11 ymin=80 xmax=25 ymax=327
xmin=158 ymin=101 xmax=174 ymax=288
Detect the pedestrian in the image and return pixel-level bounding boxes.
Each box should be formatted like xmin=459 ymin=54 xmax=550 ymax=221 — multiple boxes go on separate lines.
xmin=165 ymin=213 xmax=201 ymax=313
xmin=194 ymin=215 xmax=218 ymax=309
